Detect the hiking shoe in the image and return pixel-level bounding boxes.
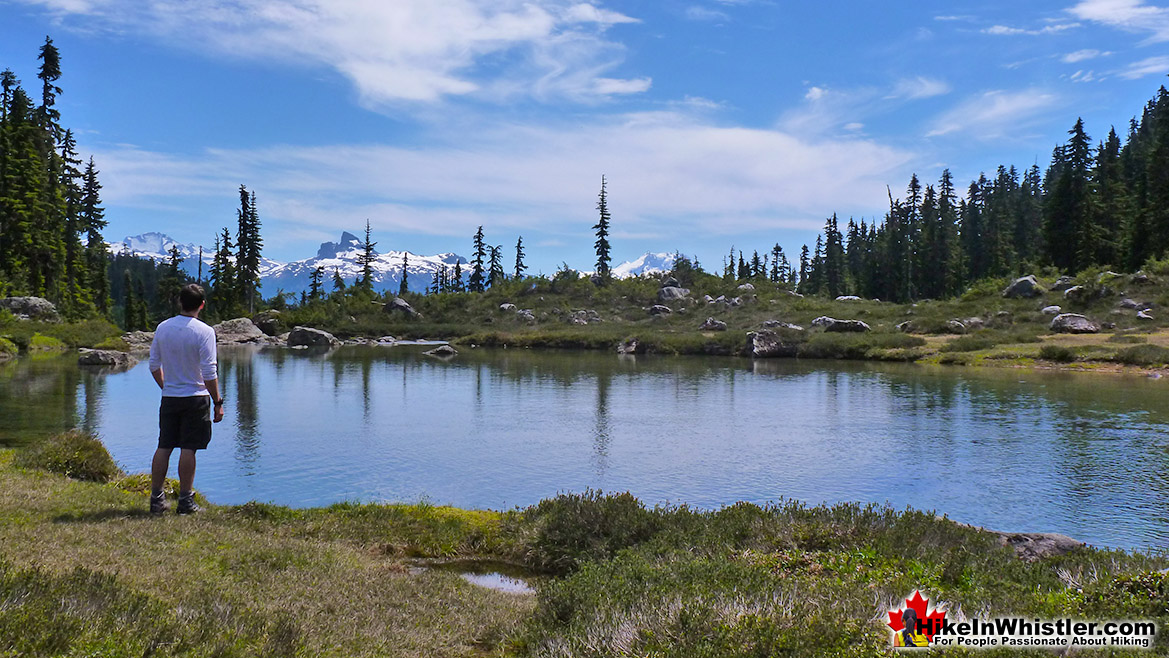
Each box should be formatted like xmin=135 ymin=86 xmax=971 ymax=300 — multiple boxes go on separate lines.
xmin=150 ymin=492 xmax=169 ymax=515
xmin=177 ymin=494 xmax=200 ymax=515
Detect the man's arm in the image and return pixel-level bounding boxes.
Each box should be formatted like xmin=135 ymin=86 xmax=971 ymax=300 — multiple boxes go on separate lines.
xmin=151 ymin=367 xmax=164 ymax=390
xmin=205 ymin=378 xmax=224 ymax=423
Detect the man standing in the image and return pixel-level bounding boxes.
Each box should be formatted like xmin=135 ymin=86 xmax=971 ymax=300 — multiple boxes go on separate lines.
xmin=148 ymin=283 xmax=224 ymax=514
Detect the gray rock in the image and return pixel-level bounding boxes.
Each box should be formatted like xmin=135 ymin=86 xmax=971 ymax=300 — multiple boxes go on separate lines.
xmin=835 ymin=295 xmax=862 ymax=301
xmin=1138 ymin=309 xmax=1154 ymax=321
xmin=1097 ymin=271 xmax=1123 ymax=283
xmin=1050 ymin=275 xmax=1076 ymax=292
xmin=657 ymin=286 xmax=690 ymax=302
xmin=122 ymin=331 xmax=155 ymax=351
xmin=896 ymin=320 xmax=917 ymax=333
xmin=569 ymin=309 xmax=602 ymax=325
xmin=812 ymin=316 xmax=871 ymax=332
xmin=252 ymin=310 xmax=283 ymax=336
xmin=699 ymin=317 xmax=727 ymax=331
xmin=786 ymin=291 xmax=804 ymax=298
xmin=761 ymin=320 xmax=804 ymax=331
xmin=703 ymin=294 xmax=714 ymax=303
xmin=423 ymin=344 xmax=458 ymax=358
xmin=1063 ymin=285 xmax=1088 ymax=302
xmin=728 ymin=296 xmax=743 ymax=307
xmin=746 ymin=330 xmax=799 ymax=358
xmin=1132 ymin=272 xmax=1151 ymax=285
xmin=385 ymin=297 xmax=420 ymax=317
xmin=499 ymin=303 xmax=517 ymax=311
xmin=213 ymin=318 xmax=268 ymax=344
xmin=737 ymin=283 xmax=755 ymax=291
xmin=648 ymin=305 xmax=673 ymax=316
xmin=78 ymin=349 xmax=138 ymax=369
xmin=1041 ymin=305 xmax=1062 ymax=315
xmin=661 ymin=276 xmax=680 ymax=288
xmin=1002 ymin=275 xmax=1044 ymax=298
xmin=287 ymin=326 xmax=340 ymax=347
xmin=516 ymin=309 xmax=536 ymax=323
xmin=946 ymin=320 xmax=967 ymax=334
xmin=963 ymin=317 xmax=986 ymax=331
xmin=0 ymin=296 xmax=59 ymax=322
xmin=617 ymin=338 xmax=643 ymax=354
xmin=991 ymin=531 xmax=1085 ymax=562
xmin=377 ymin=335 xmax=397 ymax=343
xmin=1050 ymin=313 xmax=1099 ymax=334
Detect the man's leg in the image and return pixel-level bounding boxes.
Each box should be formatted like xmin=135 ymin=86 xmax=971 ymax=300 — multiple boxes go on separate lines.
xmin=177 ymin=448 xmax=196 ymax=495
xmin=151 ymin=448 xmax=173 ymax=491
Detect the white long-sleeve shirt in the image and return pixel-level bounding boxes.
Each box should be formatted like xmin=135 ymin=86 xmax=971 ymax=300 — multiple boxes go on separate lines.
xmin=149 ymin=315 xmax=218 ymax=397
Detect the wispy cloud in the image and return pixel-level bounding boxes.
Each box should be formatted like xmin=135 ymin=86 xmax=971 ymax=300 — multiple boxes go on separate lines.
xmin=927 ymin=89 xmax=1059 ymax=138
xmin=934 ymin=15 xmax=974 ymax=21
xmin=888 ymin=77 xmax=951 ymax=100
xmin=685 ymin=6 xmax=729 ymax=21
xmin=983 ymin=22 xmax=1080 ymax=35
xmin=1068 ymin=0 xmax=1169 ymax=42
xmin=1062 ymin=48 xmax=1112 ymax=62
xmin=90 ymin=111 xmax=914 ymax=245
xmin=14 ymin=0 xmax=648 ymax=106
xmin=1117 ymin=55 xmax=1169 ymax=78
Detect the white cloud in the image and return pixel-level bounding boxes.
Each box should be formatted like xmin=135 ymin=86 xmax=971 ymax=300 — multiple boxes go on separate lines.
xmin=685 ymin=6 xmax=730 ymax=21
xmin=1069 ymin=69 xmax=1100 ymax=82
xmin=983 ymin=22 xmax=1080 ymax=35
xmin=1062 ymin=49 xmax=1112 ymax=62
xmin=926 ymin=89 xmax=1059 ymax=138
xmin=91 ymin=112 xmax=914 ymax=244
xmin=804 ymin=86 xmax=827 ymax=101
xmin=1068 ymin=0 xmax=1169 ymax=42
xmin=934 ymin=15 xmax=974 ymax=21
xmin=14 ymin=0 xmax=646 ymax=105
xmin=1117 ymin=55 xmax=1169 ymax=78
xmin=889 ymin=76 xmax=951 ymax=100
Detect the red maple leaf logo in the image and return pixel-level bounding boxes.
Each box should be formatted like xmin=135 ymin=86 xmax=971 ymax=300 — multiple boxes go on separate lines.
xmin=887 ymin=591 xmax=947 ymax=641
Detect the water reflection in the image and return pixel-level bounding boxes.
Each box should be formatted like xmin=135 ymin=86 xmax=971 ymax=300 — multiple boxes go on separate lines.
xmin=3 ymin=348 xmax=1169 ymax=551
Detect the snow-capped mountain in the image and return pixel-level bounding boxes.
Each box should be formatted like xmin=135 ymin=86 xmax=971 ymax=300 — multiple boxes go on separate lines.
xmin=611 ymin=252 xmax=677 ymax=279
xmin=108 ymin=231 xmax=466 ymax=296
xmin=262 ymin=231 xmax=466 ymax=295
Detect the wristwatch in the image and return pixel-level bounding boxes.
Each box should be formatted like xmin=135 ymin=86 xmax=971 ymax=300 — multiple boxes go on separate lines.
xmin=213 ymin=398 xmax=225 ymax=407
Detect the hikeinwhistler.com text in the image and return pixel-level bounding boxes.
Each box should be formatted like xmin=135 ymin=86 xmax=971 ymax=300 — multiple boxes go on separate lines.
xmin=916 ymin=617 xmax=1156 ymax=649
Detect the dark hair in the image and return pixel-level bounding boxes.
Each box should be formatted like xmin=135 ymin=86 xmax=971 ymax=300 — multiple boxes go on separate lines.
xmin=178 ymin=283 xmax=205 ymax=312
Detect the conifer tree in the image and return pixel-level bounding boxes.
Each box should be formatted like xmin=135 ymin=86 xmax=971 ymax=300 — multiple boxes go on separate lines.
xmin=514 ymin=236 xmax=526 ymax=279
xmin=80 ymin=156 xmax=109 ymax=313
xmin=824 ymin=213 xmax=845 ymax=297
xmin=797 ymin=245 xmax=810 ymax=293
xmin=235 ymin=186 xmax=263 ymax=312
xmin=332 ymin=268 xmax=346 ymax=292
xmin=399 ymin=253 xmax=409 ymax=296
xmin=488 ymin=245 xmax=504 ymax=287
xmin=355 ymin=219 xmax=377 ymax=295
xmin=469 ymin=226 xmax=486 ymax=293
xmin=1043 ymin=119 xmax=1095 ymax=272
xmin=452 ymin=261 xmax=464 ymax=293
xmin=309 ymin=266 xmax=324 ymax=300
xmin=593 ymin=175 xmax=612 ymax=281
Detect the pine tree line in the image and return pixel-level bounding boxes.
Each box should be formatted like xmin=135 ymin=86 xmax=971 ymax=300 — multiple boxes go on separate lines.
xmin=0 ymin=38 xmax=110 ymax=318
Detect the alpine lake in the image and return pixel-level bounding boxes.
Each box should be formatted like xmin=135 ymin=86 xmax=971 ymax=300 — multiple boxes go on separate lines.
xmin=2 ymin=344 xmax=1168 ymax=553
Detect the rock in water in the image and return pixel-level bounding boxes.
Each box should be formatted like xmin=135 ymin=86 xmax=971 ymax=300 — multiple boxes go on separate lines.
xmin=287 ymin=326 xmax=341 ymax=347
xmin=213 ymin=318 xmax=267 ymax=344
xmin=1050 ymin=313 xmax=1099 ymax=334
xmin=78 ymin=349 xmax=138 ymax=369
xmin=423 ymin=344 xmax=458 ymax=358
xmin=617 ymin=338 xmax=643 ymax=354
xmin=1002 ymin=275 xmax=1044 ymax=298
xmin=0 ymin=296 xmax=59 ymax=322
xmin=746 ymin=330 xmax=799 ymax=358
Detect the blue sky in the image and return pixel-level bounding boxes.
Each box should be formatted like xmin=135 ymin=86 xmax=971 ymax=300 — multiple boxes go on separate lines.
xmin=2 ymin=0 xmax=1168 ymax=274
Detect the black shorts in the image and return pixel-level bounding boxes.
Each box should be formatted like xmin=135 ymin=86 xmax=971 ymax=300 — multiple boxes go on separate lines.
xmin=158 ymin=396 xmax=212 ymax=451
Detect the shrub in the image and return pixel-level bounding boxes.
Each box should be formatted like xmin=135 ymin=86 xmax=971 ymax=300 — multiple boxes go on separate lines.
xmin=93 ymin=336 xmax=131 ymax=352
xmin=940 ymin=334 xmax=997 ymax=353
xmin=516 ymin=490 xmax=662 ymax=575
xmin=1108 ymin=333 xmax=1148 ymax=344
xmin=1039 ymin=345 xmax=1078 ymax=362
xmin=798 ymin=332 xmax=924 ymax=360
xmin=0 ymin=336 xmax=15 ymax=357
xmin=28 ymin=333 xmax=67 ymax=352
xmin=1114 ymin=344 xmax=1169 ymax=366
xmin=14 ymin=430 xmax=123 ymax=482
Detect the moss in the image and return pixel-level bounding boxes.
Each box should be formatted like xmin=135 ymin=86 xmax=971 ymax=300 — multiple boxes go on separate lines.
xmin=14 ymin=430 xmax=123 ymax=482
xmin=93 ymin=336 xmax=131 ymax=352
xmin=0 ymin=336 xmax=15 ymax=357
xmin=27 ymin=333 xmax=67 ymax=352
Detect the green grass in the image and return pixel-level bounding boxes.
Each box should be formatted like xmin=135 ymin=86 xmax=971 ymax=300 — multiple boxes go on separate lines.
xmin=14 ymin=430 xmax=123 ymax=482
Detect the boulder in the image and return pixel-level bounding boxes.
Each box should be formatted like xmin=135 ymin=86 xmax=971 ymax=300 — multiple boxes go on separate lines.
xmin=1132 ymin=272 xmax=1151 ymax=285
xmin=423 ymin=344 xmax=458 ymax=358
xmin=122 ymin=331 xmax=155 ymax=350
xmin=990 ymin=531 xmax=1085 ymax=562
xmin=252 ymin=310 xmax=283 ymax=336
xmin=703 ymin=294 xmax=714 ymax=303
xmin=1119 ymin=298 xmax=1151 ymax=310
xmin=385 ymin=297 xmax=420 ymax=318
xmin=617 ymin=338 xmax=643 ymax=355
xmin=499 ymin=303 xmax=517 ymax=312
xmin=287 ymin=326 xmax=340 ymax=347
xmin=0 ymin=296 xmax=59 ymax=322
xmin=1002 ymin=275 xmax=1044 ymax=298
xmin=835 ymin=295 xmax=862 ymax=301
xmin=746 ymin=330 xmax=799 ymax=358
xmin=737 ymin=283 xmax=755 ymax=291
xmin=786 ymin=291 xmax=804 ymax=298
xmin=946 ymin=320 xmax=967 ymax=334
xmin=377 ymin=335 xmax=397 ymax=344
xmin=896 ymin=321 xmax=916 ymax=333
xmin=78 ymin=349 xmax=138 ymax=369
xmin=213 ymin=318 xmax=267 ymax=344
xmin=1041 ymin=305 xmax=1062 ymax=315
xmin=1138 ymin=309 xmax=1154 ymax=321
xmin=963 ymin=317 xmax=986 ymax=331
xmin=569 ymin=309 xmax=602 ymax=325
xmin=516 ymin=309 xmax=536 ymax=323
xmin=728 ymin=296 xmax=744 ymax=307
xmin=1097 ymin=271 xmax=1123 ymax=283
xmin=761 ymin=320 xmax=804 ymax=331
xmin=661 ymin=276 xmax=680 ymax=288
xmin=1063 ymin=285 xmax=1088 ymax=302
xmin=657 ymin=286 xmax=690 ymax=303
xmin=811 ymin=316 xmax=871 ymax=332
xmin=1050 ymin=313 xmax=1099 ymax=334
xmin=699 ymin=317 xmax=727 ymax=331
xmin=1050 ymin=275 xmax=1076 ymax=292
xmin=648 ymin=305 xmax=673 ymax=316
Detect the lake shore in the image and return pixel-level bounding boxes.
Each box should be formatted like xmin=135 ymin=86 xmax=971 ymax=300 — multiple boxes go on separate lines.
xmin=3 ymin=434 xmax=1168 ymax=657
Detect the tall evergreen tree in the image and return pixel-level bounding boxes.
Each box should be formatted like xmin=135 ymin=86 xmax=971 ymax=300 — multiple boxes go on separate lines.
xmin=1043 ymin=119 xmax=1096 ymax=272
xmin=399 ymin=253 xmax=409 ymax=296
xmin=469 ymin=226 xmax=486 ymax=293
xmin=234 ymin=186 xmax=263 ymax=312
xmin=823 ymin=213 xmax=844 ymax=297
xmin=309 ymin=266 xmax=324 ymax=300
xmin=488 ymin=245 xmax=504 ymax=287
xmin=593 ymin=175 xmax=612 ymax=280
xmin=355 ymin=219 xmax=377 ymax=295
xmin=514 ymin=236 xmax=526 ymax=279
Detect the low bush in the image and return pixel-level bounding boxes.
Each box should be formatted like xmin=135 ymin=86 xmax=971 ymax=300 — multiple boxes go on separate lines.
xmin=1039 ymin=345 xmax=1078 ymax=362
xmin=515 ymin=490 xmax=662 ymax=575
xmin=1108 ymin=333 xmax=1148 ymax=344
xmin=27 ymin=333 xmax=66 ymax=352
xmin=798 ymin=332 xmax=924 ymax=360
xmin=14 ymin=430 xmax=122 ymax=482
xmin=1114 ymin=344 xmax=1169 ymax=366
xmin=93 ymin=336 xmax=131 ymax=352
xmin=940 ymin=334 xmax=997 ymax=353
xmin=0 ymin=336 xmax=15 ymax=357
